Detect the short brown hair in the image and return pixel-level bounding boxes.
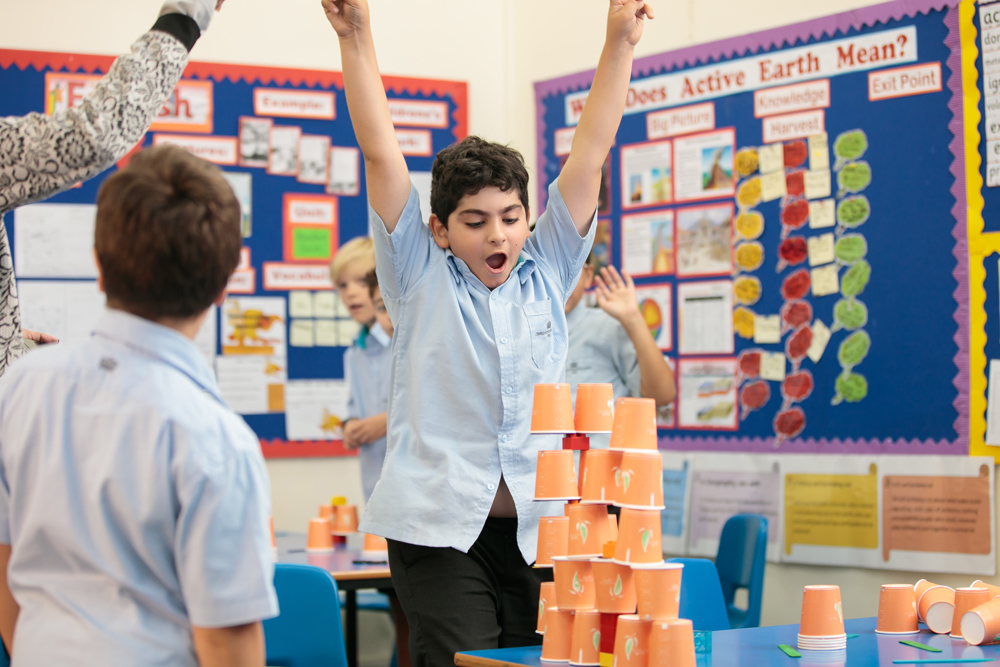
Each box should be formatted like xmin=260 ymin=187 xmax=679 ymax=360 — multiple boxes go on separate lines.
xmin=431 ymin=136 xmax=529 ymax=227
xmin=364 ymin=268 xmax=379 ymax=299
xmin=95 ymin=145 xmax=241 ymax=320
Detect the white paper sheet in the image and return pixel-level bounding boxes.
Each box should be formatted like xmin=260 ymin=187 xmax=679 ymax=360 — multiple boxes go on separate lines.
xmin=313 ymin=292 xmax=338 ymax=318
xmin=17 ymin=279 xmax=105 ymax=343
xmin=221 ymin=296 xmax=287 ymax=357
xmin=14 ymin=204 xmax=98 ymax=278
xmin=620 ymin=141 xmax=673 ymax=208
xmin=327 ymin=146 xmax=360 ymax=196
xmin=677 ymin=280 xmax=733 ymax=355
xmin=633 ymin=284 xmax=673 ymax=350
xmin=221 ymin=172 xmax=253 ymax=238
xmin=673 ymin=129 xmax=736 ymax=201
xmin=622 ymin=210 xmax=674 ymax=276
xmin=290 ymin=319 xmax=315 ymax=347
xmin=297 ymin=135 xmax=330 ymax=185
xmin=284 ymin=380 xmax=351 ymax=440
xmin=677 ymin=357 xmax=738 ymax=430
xmin=215 ymin=356 xmax=269 ymax=414
xmin=808 ymin=199 xmax=836 ymax=229
xmin=315 ymin=319 xmax=338 ymax=347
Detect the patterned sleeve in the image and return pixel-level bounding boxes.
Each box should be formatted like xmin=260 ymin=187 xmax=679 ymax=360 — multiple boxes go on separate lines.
xmin=0 ymin=29 xmax=190 ymax=376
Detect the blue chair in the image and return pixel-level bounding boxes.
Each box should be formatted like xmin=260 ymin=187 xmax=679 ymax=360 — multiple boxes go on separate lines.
xmin=666 ymin=557 xmax=731 ymax=631
xmin=714 ymin=514 xmax=768 ymax=629
xmin=264 ymin=563 xmax=349 ymax=667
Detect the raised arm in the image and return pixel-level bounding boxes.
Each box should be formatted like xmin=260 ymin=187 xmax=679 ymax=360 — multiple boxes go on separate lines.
xmin=558 ymin=0 xmax=653 ymax=233
xmin=322 ymin=0 xmax=411 ymax=232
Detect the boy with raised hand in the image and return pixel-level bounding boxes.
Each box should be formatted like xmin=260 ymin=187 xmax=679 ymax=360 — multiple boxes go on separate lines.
xmin=323 ymin=0 xmax=652 ymax=663
xmin=0 ymin=145 xmax=277 ymax=665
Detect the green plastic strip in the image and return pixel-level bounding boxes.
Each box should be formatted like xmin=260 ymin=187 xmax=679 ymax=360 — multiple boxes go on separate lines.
xmin=778 ymin=644 xmax=801 ymax=658
xmin=846 ymin=634 xmax=860 ymax=639
xmin=899 ymin=640 xmax=944 ymax=653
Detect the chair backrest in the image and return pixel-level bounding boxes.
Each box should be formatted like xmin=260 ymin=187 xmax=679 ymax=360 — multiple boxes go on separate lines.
xmin=263 ymin=563 xmax=349 ymax=667
xmin=666 ymin=557 xmax=731 ymax=631
xmin=714 ymin=513 xmax=768 ymax=629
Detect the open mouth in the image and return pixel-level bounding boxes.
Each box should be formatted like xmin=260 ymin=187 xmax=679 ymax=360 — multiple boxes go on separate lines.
xmin=485 ymin=253 xmax=507 ymax=272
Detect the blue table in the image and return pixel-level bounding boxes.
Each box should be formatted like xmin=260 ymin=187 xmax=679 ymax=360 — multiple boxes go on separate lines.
xmin=454 ymin=617 xmax=1000 ymax=666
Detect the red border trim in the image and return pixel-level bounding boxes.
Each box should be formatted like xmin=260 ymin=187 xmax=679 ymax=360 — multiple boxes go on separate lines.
xmin=260 ymin=439 xmax=357 ymax=459
xmin=676 ymin=356 xmax=740 ymax=431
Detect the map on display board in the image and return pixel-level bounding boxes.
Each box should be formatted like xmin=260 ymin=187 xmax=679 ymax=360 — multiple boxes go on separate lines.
xmin=0 ymin=49 xmax=467 ymax=458
xmin=536 ymin=0 xmax=981 ymax=456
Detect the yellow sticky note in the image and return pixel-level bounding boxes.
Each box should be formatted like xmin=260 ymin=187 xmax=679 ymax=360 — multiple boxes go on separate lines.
xmin=290 ymin=319 xmax=315 ymax=347
xmin=804 ymin=170 xmax=831 ymax=200
xmin=807 ymin=319 xmax=831 ymax=363
xmin=784 ymin=467 xmax=878 ymax=555
xmin=315 ymin=319 xmax=338 ymax=346
xmin=807 ymin=233 xmax=835 ymax=266
xmin=808 ymin=133 xmax=829 ymax=171
xmin=760 ymin=171 xmax=786 ymax=202
xmin=808 ymin=199 xmax=836 ymax=229
xmin=758 ymin=143 xmax=784 ymax=174
xmin=313 ymin=292 xmax=337 ymax=319
xmin=759 ymin=352 xmax=786 ymax=381
xmin=810 ymin=264 xmax=840 ymax=297
xmin=288 ymin=291 xmax=314 ymax=318
xmin=753 ymin=315 xmax=781 ymax=344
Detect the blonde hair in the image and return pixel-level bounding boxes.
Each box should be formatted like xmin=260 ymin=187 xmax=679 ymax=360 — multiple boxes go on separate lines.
xmin=329 ymin=236 xmax=375 ymax=285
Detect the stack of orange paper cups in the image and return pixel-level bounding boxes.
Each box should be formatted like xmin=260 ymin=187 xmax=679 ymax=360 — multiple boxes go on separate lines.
xmin=797 ymin=585 xmax=846 ymax=651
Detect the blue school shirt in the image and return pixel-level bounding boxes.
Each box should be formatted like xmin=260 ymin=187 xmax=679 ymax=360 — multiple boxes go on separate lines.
xmin=0 ymin=309 xmax=278 ymax=666
xmin=343 ymin=321 xmax=391 ymax=502
xmin=363 ymin=178 xmax=596 ymax=563
xmin=565 ymin=302 xmax=641 ymax=404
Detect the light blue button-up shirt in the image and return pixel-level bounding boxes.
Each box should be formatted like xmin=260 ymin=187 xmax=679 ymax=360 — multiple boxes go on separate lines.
xmin=0 ymin=309 xmax=278 ymax=666
xmin=344 ymin=321 xmax=391 ymax=502
xmin=566 ymin=302 xmax=641 ymax=404
xmin=362 ymin=178 xmax=596 ymax=562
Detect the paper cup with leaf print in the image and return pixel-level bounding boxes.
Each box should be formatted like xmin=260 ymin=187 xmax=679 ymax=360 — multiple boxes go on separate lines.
xmin=306 ymin=517 xmax=334 ymax=552
xmin=536 ymin=516 xmax=570 ymax=567
xmin=532 ymin=383 xmax=575 ymax=434
xmin=575 ymin=383 xmax=615 ymax=434
xmin=875 ymin=584 xmax=918 ymax=634
xmin=553 ymin=556 xmax=597 ymax=611
xmin=632 ymin=562 xmax=684 ymax=621
xmin=567 ymin=503 xmax=613 ymax=559
xmin=613 ymin=614 xmax=652 ymax=667
xmin=918 ymin=586 xmax=955 ymax=634
xmin=971 ymin=580 xmax=1000 ymax=600
xmin=608 ymin=398 xmax=657 ymax=452
xmin=952 ymin=587 xmax=991 ymax=638
xmin=538 ymin=581 xmax=557 ymax=634
xmin=799 ymin=585 xmax=846 ymax=638
xmin=614 ymin=451 xmax=665 ymax=510
xmin=579 ymin=449 xmax=620 ymax=505
xmin=612 ymin=508 xmax=663 ymax=565
xmin=591 ymin=558 xmax=637 ymax=614
xmin=332 ymin=504 xmax=359 ymax=534
xmin=570 ymin=609 xmax=602 ymax=666
xmin=541 ymin=608 xmax=574 ymax=662
xmin=648 ymin=618 xmax=696 ymax=667
xmin=608 ymin=513 xmax=618 ymax=542
xmin=535 ymin=450 xmax=581 ymax=501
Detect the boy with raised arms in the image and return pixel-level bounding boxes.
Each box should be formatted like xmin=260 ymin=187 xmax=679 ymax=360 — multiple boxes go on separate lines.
xmin=322 ymin=0 xmax=652 ymax=663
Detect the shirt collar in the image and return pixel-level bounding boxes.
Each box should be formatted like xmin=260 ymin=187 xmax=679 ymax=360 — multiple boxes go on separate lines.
xmin=92 ymin=308 xmax=222 ymax=402
xmin=369 ymin=321 xmax=391 ymax=347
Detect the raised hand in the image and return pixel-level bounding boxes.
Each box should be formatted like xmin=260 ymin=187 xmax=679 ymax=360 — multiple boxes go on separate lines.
xmin=593 ymin=265 xmax=642 ymax=325
xmin=607 ymin=0 xmax=654 ymax=47
xmin=321 ymin=0 xmax=369 ymax=38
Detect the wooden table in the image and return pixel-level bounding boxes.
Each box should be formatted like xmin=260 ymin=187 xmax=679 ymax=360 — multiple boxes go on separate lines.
xmin=454 ymin=616 xmax=1000 ymax=666
xmin=276 ymin=533 xmax=393 ymax=667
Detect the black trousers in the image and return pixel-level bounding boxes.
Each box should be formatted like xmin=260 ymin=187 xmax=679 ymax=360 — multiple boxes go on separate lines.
xmin=387 ymin=518 xmax=552 ymax=667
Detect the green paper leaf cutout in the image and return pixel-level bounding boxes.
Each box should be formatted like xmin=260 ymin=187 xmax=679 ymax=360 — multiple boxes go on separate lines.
xmin=613 ymin=574 xmax=623 ymax=597
xmin=841 ymin=259 xmax=871 ymax=298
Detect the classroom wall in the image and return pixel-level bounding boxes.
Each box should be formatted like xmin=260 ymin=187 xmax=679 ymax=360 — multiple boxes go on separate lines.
xmin=3 ymin=0 xmax=993 ymax=628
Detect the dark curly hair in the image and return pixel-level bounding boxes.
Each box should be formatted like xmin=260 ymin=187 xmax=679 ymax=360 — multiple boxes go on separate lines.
xmin=430 ymin=136 xmax=530 ymax=227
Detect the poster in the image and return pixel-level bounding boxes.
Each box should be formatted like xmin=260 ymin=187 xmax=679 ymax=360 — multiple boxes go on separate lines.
xmin=221 ymin=296 xmax=287 ymax=357
xmin=17 ymin=280 xmax=104 ymax=343
xmin=660 ymin=452 xmax=691 ymax=556
xmin=297 ymin=134 xmax=331 ymax=185
xmin=238 ymin=116 xmax=271 ymax=167
xmin=675 ymin=203 xmax=733 ymax=277
xmin=268 ymin=125 xmax=301 ymax=176
xmin=673 ymin=128 xmax=736 ymax=202
xmin=677 ymin=280 xmax=734 ymax=355
xmin=621 ymin=209 xmax=674 ymax=277
xmin=14 ymin=203 xmax=98 ymax=278
xmin=634 ymin=283 xmax=672 ymax=351
xmin=620 ymin=140 xmax=673 ymax=209
xmin=221 ymin=171 xmax=253 ymax=238
xmin=677 ymin=357 xmax=738 ymax=430
xmin=284 ymin=380 xmax=351 ymax=441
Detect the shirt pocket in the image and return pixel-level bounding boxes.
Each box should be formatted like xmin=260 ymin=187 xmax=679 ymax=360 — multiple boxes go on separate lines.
xmin=522 ymin=299 xmax=563 ymax=368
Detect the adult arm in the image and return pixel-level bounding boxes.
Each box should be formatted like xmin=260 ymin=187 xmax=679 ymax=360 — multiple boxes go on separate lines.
xmin=323 ymin=0 xmax=410 ymax=232
xmin=558 ymin=0 xmax=652 ymax=233
xmin=0 ymin=545 xmax=16 ymax=655
xmin=192 ymin=622 xmax=265 ymax=667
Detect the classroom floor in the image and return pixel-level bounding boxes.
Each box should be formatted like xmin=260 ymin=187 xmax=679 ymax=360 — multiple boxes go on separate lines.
xmin=355 ymin=608 xmax=396 ymax=667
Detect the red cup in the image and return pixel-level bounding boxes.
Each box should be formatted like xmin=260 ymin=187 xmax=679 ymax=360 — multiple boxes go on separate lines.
xmin=613 ymin=614 xmax=651 ymax=667
xmin=647 ymin=618 xmax=696 ymax=667
xmin=570 ymin=609 xmax=601 ymax=666
xmin=875 ymin=584 xmax=918 ymax=634
xmin=536 ymin=516 xmax=570 ymax=567
xmin=633 ymin=562 xmax=684 ymax=621
xmin=553 ymin=556 xmax=597 ymax=611
xmin=538 ymin=581 xmax=556 ymax=634
xmin=541 ymin=608 xmax=574 ymax=661
xmin=591 ymin=558 xmax=637 ymax=614
xmin=952 ymin=587 xmax=991 ymax=638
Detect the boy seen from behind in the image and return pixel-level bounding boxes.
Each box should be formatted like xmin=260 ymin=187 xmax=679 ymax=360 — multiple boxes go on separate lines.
xmin=323 ymin=0 xmax=652 ymax=663
xmin=0 ymin=145 xmax=278 ymax=666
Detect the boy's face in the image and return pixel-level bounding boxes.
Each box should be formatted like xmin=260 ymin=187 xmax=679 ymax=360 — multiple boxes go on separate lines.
xmin=429 ymin=186 xmax=530 ymax=290
xmin=336 ymin=264 xmax=376 ymax=324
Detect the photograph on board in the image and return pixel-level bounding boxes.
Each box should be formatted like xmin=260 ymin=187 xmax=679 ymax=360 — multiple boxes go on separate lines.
xmin=673 ymin=128 xmax=737 ymax=202
xmin=634 ymin=283 xmax=673 ymax=352
xmin=238 ymin=116 xmax=271 ymax=168
xmin=221 ymin=172 xmax=253 ymax=238
xmin=675 ymin=203 xmax=733 ymax=277
xmin=268 ymin=125 xmax=301 ymax=176
xmin=620 ymin=139 xmax=672 ymax=210
xmin=621 ymin=208 xmax=674 ymax=277
xmin=297 ymin=135 xmax=331 ymax=185
xmin=677 ymin=357 xmax=738 ymax=430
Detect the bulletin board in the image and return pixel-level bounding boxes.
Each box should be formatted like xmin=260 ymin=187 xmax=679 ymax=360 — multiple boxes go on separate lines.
xmin=536 ymin=0 xmax=976 ymax=455
xmin=0 ymin=49 xmax=467 ymax=458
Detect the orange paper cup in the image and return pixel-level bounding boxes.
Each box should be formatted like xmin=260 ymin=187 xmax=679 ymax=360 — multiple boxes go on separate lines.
xmin=538 ymin=581 xmax=557 ymax=634
xmin=319 ymin=505 xmax=334 ymax=520
xmin=918 ymin=586 xmax=955 ymax=634
xmin=608 ymin=513 xmax=618 ymax=542
xmin=579 ymin=449 xmax=620 ymax=505
xmin=532 ymin=383 xmax=575 ymax=434
xmin=567 ymin=503 xmax=614 ymax=558
xmin=972 ymin=580 xmax=1000 ymax=600
xmin=536 ymin=516 xmax=570 ymax=567
xmin=332 ymin=504 xmax=359 ymax=534
xmin=952 ymin=587 xmax=991 ymax=638
xmin=914 ymin=579 xmax=941 ymax=604
xmin=961 ymin=597 xmax=1000 ymax=646
xmin=535 ymin=450 xmax=581 ymax=501
xmin=269 ymin=517 xmax=276 ymax=548
xmin=632 ymin=562 xmax=684 ymax=621
xmin=614 ymin=451 xmax=665 ymax=510
xmin=799 ymin=585 xmax=845 ymax=637
xmin=306 ymin=517 xmax=334 ymax=552
xmin=612 ymin=508 xmax=663 ymax=565
xmin=647 ymin=618 xmax=696 ymax=667
xmin=541 ymin=608 xmax=575 ymax=662
xmin=553 ymin=556 xmax=597 ymax=611
xmin=875 ymin=584 xmax=918 ymax=634
xmin=608 ymin=398 xmax=657 ymax=451
xmin=613 ymin=614 xmax=652 ymax=667
xmin=575 ymin=384 xmax=615 ymax=434
xmin=570 ymin=608 xmax=602 ymax=666
xmin=362 ymin=533 xmax=388 ymax=555
xmin=591 ymin=558 xmax=637 ymax=614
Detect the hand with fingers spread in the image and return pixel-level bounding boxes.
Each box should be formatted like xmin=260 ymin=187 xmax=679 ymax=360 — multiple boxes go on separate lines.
xmin=321 ymin=0 xmax=370 ymax=38
xmin=607 ymin=0 xmax=654 ymax=47
xmin=593 ymin=265 xmax=642 ymax=325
